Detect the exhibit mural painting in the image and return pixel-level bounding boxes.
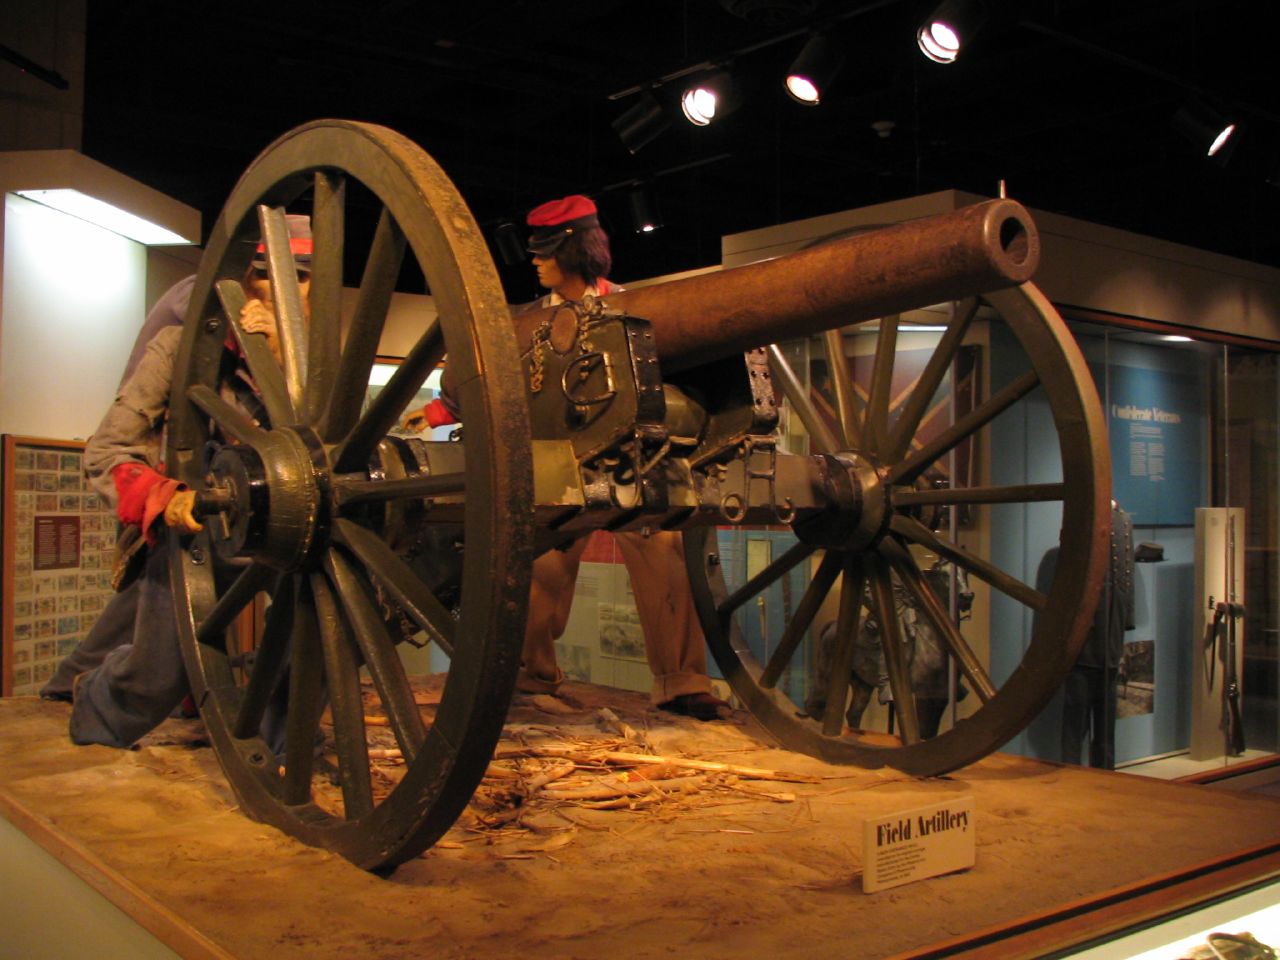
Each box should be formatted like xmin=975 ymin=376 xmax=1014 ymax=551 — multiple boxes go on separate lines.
xmin=1104 ymin=363 xmax=1205 ymax=526
xmin=1117 ymin=639 xmax=1154 ymax=717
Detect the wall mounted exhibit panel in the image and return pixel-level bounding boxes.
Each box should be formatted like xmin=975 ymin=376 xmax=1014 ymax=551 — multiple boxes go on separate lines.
xmin=1 ymin=435 xmax=117 ymax=696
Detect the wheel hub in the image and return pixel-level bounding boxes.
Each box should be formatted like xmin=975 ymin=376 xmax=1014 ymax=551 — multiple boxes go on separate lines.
xmin=792 ymin=451 xmax=891 ymax=551
xmin=204 ymin=427 xmax=328 ymax=570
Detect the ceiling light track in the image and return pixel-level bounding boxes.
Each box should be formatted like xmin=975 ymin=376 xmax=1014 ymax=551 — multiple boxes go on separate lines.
xmin=606 ymin=0 xmax=901 ymax=102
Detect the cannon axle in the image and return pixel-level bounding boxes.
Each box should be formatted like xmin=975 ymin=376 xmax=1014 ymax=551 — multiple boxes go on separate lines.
xmin=791 ymin=452 xmax=891 ymax=553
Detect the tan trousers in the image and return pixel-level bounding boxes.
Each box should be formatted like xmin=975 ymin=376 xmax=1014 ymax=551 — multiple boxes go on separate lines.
xmin=521 ymin=530 xmax=712 ymax=705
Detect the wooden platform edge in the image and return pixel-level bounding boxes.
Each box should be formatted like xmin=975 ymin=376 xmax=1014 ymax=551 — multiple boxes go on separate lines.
xmin=0 ymin=785 xmax=238 ymax=960
xmin=885 ymin=840 xmax=1280 ymax=960
xmin=1173 ymin=753 xmax=1280 ymax=786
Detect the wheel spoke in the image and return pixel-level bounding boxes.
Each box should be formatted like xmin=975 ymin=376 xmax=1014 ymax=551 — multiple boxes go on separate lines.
xmin=331 ymin=518 xmax=457 ymax=658
xmin=886 ymin=298 xmax=978 ymax=461
xmin=320 ymin=206 xmax=407 ymax=443
xmin=893 ymin=482 xmax=1064 ymax=507
xmin=822 ymin=330 xmax=862 ymax=449
xmin=864 ymin=315 xmax=899 ymax=455
xmin=195 ymin=561 xmax=274 ymax=647
xmin=885 ymin=542 xmax=996 ymax=703
xmin=311 ymin=572 xmax=374 ymax=821
xmin=232 ymin=571 xmax=292 ymax=739
xmin=332 ymin=318 xmax=446 ymax=474
xmin=866 ymin=553 xmax=920 ymax=745
xmin=283 ymin=575 xmax=325 ymax=804
xmin=305 ymin=171 xmax=345 ymax=426
xmin=216 ymin=279 xmax=295 ymax=426
xmin=331 ymin=472 xmax=467 ymax=509
xmin=257 ymin=204 xmax=310 ymax=416
xmin=822 ymin=555 xmax=866 ymax=736
xmin=760 ymin=549 xmax=841 ymax=689
xmin=717 ymin=540 xmax=815 ymax=618
xmin=324 ymin=546 xmax=428 ymax=762
xmin=768 ymin=344 xmax=842 ymax=454
xmin=891 ymin=514 xmax=1046 ymax=611
xmin=890 ymin=369 xmax=1040 ymax=486
xmin=186 ymin=384 xmax=269 ymax=447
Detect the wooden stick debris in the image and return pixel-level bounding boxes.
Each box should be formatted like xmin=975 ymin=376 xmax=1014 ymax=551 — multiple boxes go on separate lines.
xmin=494 ymin=744 xmax=819 ymax=783
xmin=577 ymin=795 xmax=662 ymax=810
xmin=520 ymin=759 xmax=577 ymax=795
xmin=596 ymin=708 xmax=645 ymax=744
xmin=540 ymin=775 xmax=705 ymax=801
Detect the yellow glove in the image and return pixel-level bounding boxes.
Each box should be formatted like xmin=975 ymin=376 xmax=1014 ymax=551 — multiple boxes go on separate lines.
xmin=400 ymin=406 xmax=429 ymax=433
xmin=164 ymin=489 xmax=204 ymax=533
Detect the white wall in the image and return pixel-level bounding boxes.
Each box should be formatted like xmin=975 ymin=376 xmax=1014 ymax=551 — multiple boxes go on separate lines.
xmin=1033 ymin=209 xmax=1280 ymax=342
xmin=145 ymin=244 xmax=201 ymax=308
xmin=0 ymin=193 xmax=145 ymax=439
xmin=366 ymin=288 xmax=437 ymax=357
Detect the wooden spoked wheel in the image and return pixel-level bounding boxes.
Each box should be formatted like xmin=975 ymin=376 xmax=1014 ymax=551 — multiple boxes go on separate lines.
xmin=686 ymin=284 xmax=1110 ymax=776
xmin=166 ymin=120 xmax=533 ymax=869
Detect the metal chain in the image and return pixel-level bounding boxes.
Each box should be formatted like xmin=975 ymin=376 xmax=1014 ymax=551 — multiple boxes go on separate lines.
xmin=529 ymin=323 xmax=550 ymax=393
xmin=529 ymin=295 xmax=604 ymax=394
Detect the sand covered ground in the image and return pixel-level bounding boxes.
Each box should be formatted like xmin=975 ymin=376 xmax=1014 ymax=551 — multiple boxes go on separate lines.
xmin=2 ymin=684 xmax=1278 ymax=959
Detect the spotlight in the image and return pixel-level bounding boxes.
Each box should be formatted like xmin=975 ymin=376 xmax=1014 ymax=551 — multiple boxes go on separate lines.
xmin=627 ymin=187 xmax=662 ymax=234
xmin=612 ymin=91 xmax=671 ymax=154
xmin=493 ymin=221 xmax=526 ymax=266
xmin=917 ymin=0 xmax=987 ymax=64
xmin=1172 ymin=101 xmax=1239 ymax=164
xmin=681 ymin=71 xmax=736 ymax=126
xmin=785 ymin=34 xmax=844 ymax=106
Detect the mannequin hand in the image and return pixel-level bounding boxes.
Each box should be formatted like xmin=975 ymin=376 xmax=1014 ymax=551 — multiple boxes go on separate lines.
xmin=401 ymin=407 xmax=429 ymax=433
xmin=164 ymin=489 xmax=203 ymax=533
xmin=240 ymin=299 xmax=282 ymax=364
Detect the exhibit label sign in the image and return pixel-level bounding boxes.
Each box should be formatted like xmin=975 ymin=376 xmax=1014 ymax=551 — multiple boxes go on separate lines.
xmin=1104 ymin=362 xmax=1204 ymax=525
xmin=863 ymin=796 xmax=975 ymax=893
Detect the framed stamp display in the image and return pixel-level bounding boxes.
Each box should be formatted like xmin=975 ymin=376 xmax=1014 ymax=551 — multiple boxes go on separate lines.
xmin=2 ymin=435 xmax=118 ymax=696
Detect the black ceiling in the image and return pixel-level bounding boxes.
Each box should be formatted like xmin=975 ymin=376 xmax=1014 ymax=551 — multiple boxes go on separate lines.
xmin=82 ymin=0 xmax=1278 ymax=304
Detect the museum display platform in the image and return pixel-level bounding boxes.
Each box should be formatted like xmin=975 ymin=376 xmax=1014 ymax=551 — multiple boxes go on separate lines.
xmin=2 ymin=689 xmax=1278 ymax=960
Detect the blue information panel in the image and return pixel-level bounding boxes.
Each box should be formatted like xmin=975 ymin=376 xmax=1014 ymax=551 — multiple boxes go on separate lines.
xmin=1105 ymin=363 xmax=1204 ymax=525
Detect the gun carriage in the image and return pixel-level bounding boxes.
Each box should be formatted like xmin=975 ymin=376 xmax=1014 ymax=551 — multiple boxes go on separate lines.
xmin=167 ymin=120 xmax=1110 ymax=870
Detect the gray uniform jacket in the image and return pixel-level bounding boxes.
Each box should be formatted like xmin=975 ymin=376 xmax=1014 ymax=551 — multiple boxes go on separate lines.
xmin=84 ymin=324 xmax=183 ymax=509
xmin=85 ymin=323 xmax=265 ymax=517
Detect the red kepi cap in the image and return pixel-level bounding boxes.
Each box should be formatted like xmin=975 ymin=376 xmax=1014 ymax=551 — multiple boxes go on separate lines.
xmin=526 ymin=195 xmax=599 ymax=256
xmin=252 ymin=213 xmax=313 ymax=272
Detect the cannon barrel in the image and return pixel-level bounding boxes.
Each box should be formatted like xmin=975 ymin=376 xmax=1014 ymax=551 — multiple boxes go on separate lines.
xmin=514 ymin=198 xmax=1039 ymax=373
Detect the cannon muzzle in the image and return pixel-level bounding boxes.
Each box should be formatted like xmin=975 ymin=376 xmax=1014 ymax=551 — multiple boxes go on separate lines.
xmin=514 ymin=198 xmax=1038 ymax=373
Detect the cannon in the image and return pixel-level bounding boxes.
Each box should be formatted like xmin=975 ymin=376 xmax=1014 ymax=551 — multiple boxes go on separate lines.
xmin=166 ymin=119 xmax=1109 ymax=869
